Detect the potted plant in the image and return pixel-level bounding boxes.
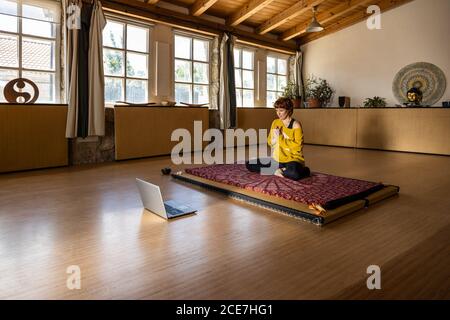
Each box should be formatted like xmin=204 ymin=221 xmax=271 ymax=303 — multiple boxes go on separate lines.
xmin=363 ymin=96 xmax=387 ymax=108
xmin=282 ymin=81 xmax=302 ymax=108
xmin=304 ymin=75 xmax=334 ymax=108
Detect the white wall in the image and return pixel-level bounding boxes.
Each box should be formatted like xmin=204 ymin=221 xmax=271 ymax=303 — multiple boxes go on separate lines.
xmin=301 ymin=0 xmax=450 ymax=107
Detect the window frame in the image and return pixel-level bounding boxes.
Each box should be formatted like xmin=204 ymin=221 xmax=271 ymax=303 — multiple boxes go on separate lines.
xmin=234 ymin=46 xmax=255 ymax=108
xmin=266 ymin=54 xmax=289 ymax=108
xmin=173 ymin=30 xmax=212 ymax=105
xmin=0 ymin=0 xmax=61 ymax=103
xmin=103 ymin=14 xmax=152 ymax=105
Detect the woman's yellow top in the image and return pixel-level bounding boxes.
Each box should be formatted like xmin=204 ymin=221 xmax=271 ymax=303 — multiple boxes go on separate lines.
xmin=267 ymin=118 xmax=304 ymax=164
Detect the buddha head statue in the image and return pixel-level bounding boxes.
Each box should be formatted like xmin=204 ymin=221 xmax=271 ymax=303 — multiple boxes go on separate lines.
xmin=407 ymin=85 xmax=423 ymax=105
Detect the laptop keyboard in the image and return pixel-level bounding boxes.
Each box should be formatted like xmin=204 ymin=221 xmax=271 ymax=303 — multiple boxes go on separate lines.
xmin=164 ymin=204 xmax=184 ymax=216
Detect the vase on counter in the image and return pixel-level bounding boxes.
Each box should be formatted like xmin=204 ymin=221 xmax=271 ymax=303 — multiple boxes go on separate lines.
xmin=338 ymin=96 xmax=351 ymax=108
xmin=292 ymin=98 xmax=302 ymax=109
xmin=307 ymin=98 xmax=321 ymax=108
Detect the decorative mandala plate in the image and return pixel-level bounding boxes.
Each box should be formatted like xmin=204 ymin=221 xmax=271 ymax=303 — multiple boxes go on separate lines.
xmin=392 ymin=62 xmax=446 ymax=106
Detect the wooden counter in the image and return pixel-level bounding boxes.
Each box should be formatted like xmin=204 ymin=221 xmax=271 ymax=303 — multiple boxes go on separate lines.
xmin=355 ymin=108 xmax=450 ymax=155
xmin=236 ymin=107 xmax=450 ymax=155
xmin=0 ymin=105 xmax=68 ymax=173
xmin=114 ymin=106 xmax=209 ymax=160
xmin=294 ymin=108 xmax=358 ymax=148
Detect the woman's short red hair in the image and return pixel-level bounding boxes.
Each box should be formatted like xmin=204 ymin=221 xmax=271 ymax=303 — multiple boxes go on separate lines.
xmin=274 ymin=97 xmax=294 ymax=117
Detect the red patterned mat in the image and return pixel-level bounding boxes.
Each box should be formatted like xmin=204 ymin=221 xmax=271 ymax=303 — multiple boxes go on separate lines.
xmin=185 ymin=164 xmax=384 ymax=210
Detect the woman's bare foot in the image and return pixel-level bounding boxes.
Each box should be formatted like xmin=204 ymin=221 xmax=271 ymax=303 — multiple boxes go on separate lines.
xmin=274 ymin=168 xmax=284 ymax=177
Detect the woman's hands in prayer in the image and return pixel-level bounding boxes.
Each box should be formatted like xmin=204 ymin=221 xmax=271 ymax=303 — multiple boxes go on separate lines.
xmin=271 ymin=127 xmax=281 ymax=144
xmin=273 ymin=127 xmax=289 ymax=140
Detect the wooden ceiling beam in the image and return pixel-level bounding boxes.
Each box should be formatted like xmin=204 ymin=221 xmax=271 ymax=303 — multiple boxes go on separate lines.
xmin=299 ymin=0 xmax=413 ymax=45
xmin=190 ymin=0 xmax=219 ymax=16
xmin=227 ymin=0 xmax=276 ymax=27
xmin=282 ymin=0 xmax=373 ymax=41
xmin=145 ymin=0 xmax=159 ymax=5
xmin=256 ymin=0 xmax=326 ymax=35
xmin=101 ymin=0 xmax=298 ymax=52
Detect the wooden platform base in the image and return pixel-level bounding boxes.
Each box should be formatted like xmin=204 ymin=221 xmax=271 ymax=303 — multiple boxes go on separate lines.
xmin=172 ymin=171 xmax=399 ymax=225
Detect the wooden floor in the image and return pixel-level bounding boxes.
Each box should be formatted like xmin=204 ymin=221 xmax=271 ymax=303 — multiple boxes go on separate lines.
xmin=0 ymin=145 xmax=449 ymax=299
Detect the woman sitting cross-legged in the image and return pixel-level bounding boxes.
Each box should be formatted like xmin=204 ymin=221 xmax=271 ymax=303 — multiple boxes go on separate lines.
xmin=245 ymin=97 xmax=310 ymax=181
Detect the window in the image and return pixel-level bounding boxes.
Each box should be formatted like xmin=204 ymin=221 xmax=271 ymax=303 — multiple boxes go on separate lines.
xmin=103 ymin=17 xmax=150 ymax=104
xmin=174 ymin=34 xmax=209 ymax=104
xmin=0 ymin=0 xmax=60 ymax=103
xmin=234 ymin=48 xmax=254 ymax=107
xmin=266 ymin=56 xmax=287 ymax=107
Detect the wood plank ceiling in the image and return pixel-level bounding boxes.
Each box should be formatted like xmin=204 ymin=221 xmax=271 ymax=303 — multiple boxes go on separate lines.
xmin=109 ymin=0 xmax=413 ymax=49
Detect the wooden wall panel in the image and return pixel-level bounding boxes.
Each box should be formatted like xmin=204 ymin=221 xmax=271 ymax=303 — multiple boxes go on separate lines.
xmin=236 ymin=108 xmax=450 ymax=156
xmin=114 ymin=106 xmax=450 ymax=162
xmin=236 ymin=108 xmax=358 ymax=148
xmin=356 ymin=109 xmax=450 ymax=155
xmin=238 ymin=107 xmax=275 ymax=131
xmin=235 ymin=107 xmax=275 ymax=146
xmin=294 ymin=109 xmax=358 ymax=147
xmin=0 ymin=105 xmax=68 ymax=173
xmin=114 ymin=107 xmax=209 ymax=160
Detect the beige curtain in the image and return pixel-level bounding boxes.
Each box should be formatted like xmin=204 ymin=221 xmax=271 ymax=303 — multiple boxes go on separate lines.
xmin=209 ymin=36 xmax=220 ymax=111
xmin=88 ymin=0 xmax=106 ymax=136
xmin=65 ymin=0 xmax=81 ymax=138
xmin=219 ymin=34 xmax=229 ymax=129
xmin=288 ymin=55 xmax=295 ymax=84
xmin=218 ymin=33 xmax=237 ymax=130
xmin=293 ymin=51 xmax=304 ymax=104
xmin=65 ymin=0 xmax=106 ymax=138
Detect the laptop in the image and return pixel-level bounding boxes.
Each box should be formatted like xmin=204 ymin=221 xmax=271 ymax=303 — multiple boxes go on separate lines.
xmin=136 ymin=178 xmax=196 ymax=219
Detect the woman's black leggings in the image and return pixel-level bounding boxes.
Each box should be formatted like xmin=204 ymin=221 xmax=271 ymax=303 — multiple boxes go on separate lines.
xmin=245 ymin=158 xmax=310 ymax=181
